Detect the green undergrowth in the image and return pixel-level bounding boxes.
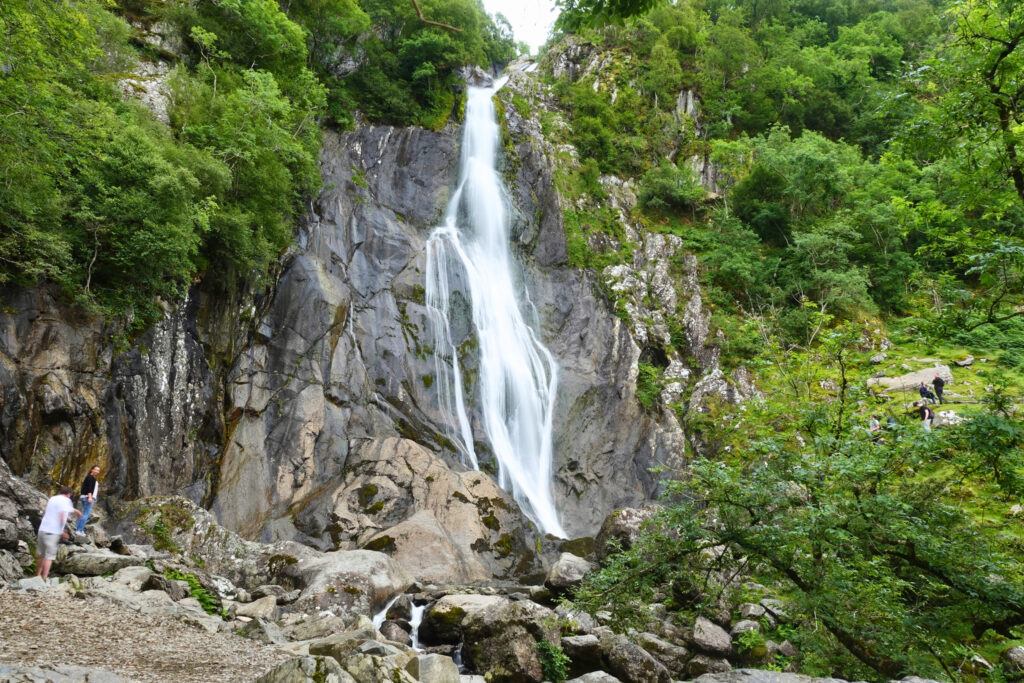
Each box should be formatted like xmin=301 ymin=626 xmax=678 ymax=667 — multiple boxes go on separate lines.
xmin=163 ymin=567 xmax=225 ymax=618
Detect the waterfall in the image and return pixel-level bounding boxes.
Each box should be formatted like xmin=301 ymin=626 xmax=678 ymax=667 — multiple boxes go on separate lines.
xmin=425 ymin=80 xmax=567 ymax=538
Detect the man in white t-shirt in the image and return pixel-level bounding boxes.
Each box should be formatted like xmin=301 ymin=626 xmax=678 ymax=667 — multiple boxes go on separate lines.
xmin=36 ymin=487 xmax=79 ymax=580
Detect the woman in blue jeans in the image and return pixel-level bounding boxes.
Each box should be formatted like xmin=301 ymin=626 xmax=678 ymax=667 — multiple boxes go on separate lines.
xmin=76 ymin=465 xmax=100 ymax=533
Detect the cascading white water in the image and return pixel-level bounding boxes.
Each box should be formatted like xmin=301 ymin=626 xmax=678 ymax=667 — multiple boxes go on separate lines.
xmin=425 ymin=79 xmax=567 ymax=538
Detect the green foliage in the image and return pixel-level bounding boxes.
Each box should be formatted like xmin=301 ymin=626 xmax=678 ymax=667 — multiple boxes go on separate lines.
xmin=636 ymin=361 xmax=664 ymax=411
xmin=337 ymin=0 xmax=518 ymax=127
xmin=638 ymin=160 xmax=705 ymax=213
xmin=163 ymin=568 xmax=224 ymax=617
xmin=573 ymin=333 xmax=1024 ymax=680
xmin=536 ymin=639 xmax=571 ymax=683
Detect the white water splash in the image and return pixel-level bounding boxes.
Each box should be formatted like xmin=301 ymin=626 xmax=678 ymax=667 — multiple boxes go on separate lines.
xmin=425 ymin=81 xmax=566 ymax=538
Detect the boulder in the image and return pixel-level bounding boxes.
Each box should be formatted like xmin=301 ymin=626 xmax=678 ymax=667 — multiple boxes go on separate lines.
xmin=255 ymin=656 xmax=354 ymax=683
xmin=692 ymin=616 xmax=732 ymax=655
xmin=738 ymin=603 xmax=765 ymax=620
xmin=685 ymin=655 xmax=732 ymax=678
xmin=562 ymin=634 xmax=603 ymax=678
xmin=381 ymin=620 xmax=412 ymax=646
xmin=404 ymin=654 xmax=460 ymax=683
xmin=235 ymin=595 xmax=278 ymax=620
xmin=556 ymin=605 xmax=598 ymax=634
xmin=0 ymin=519 xmax=17 ymax=551
xmin=288 ymin=548 xmax=413 ymax=618
xmin=594 ymin=629 xmax=672 ymax=683
xmin=298 ymin=438 xmax=541 ymax=583
xmin=461 ymin=599 xmax=560 ymax=683
xmin=545 ymin=552 xmax=594 ymax=592
xmin=730 ymin=621 xmax=760 ymax=637
xmin=111 ymin=565 xmax=153 ymax=590
xmin=595 ymin=508 xmax=657 ymax=561
xmin=53 ymin=549 xmax=144 ymax=576
xmin=954 ymin=356 xmax=974 ymax=367
xmin=280 ymin=613 xmax=350 ymax=642
xmin=867 ymin=366 xmax=953 ymax=393
xmin=239 ymin=617 xmax=288 ymax=645
xmin=566 ymin=674 xmax=622 ymax=683
xmin=339 ymin=654 xmax=417 ymax=683
xmin=308 ymin=616 xmax=383 ymax=662
xmin=635 ymin=632 xmax=689 ymax=678
xmin=141 ymin=573 xmax=190 ymax=602
xmin=692 ymin=670 xmax=848 ymax=683
xmin=1003 ymin=645 xmax=1024 ymax=673
xmin=419 ymin=594 xmax=507 ymax=645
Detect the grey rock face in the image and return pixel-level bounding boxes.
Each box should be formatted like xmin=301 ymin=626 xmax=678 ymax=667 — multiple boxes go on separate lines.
xmin=404 ymin=654 xmax=460 ymax=683
xmin=0 ymin=287 xmax=218 ymax=505
xmin=460 ymin=598 xmax=560 ymax=682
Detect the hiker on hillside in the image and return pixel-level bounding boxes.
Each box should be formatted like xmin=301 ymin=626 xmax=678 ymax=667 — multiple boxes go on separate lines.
xmin=76 ymin=465 xmax=100 ymax=534
xmin=932 ymin=373 xmax=945 ymax=404
xmin=914 ymin=401 xmax=934 ymax=431
xmin=918 ymin=382 xmax=937 ymax=404
xmin=36 ymin=487 xmax=79 ymax=580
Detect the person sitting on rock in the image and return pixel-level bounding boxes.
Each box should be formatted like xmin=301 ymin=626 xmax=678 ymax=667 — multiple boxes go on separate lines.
xmin=932 ymin=373 xmax=945 ymax=404
xmin=36 ymin=487 xmax=79 ymax=580
xmin=918 ymin=382 xmax=937 ymax=404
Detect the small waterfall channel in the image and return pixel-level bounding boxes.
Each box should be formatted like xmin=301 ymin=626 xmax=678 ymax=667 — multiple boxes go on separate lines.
xmin=425 ymin=77 xmax=567 ymax=538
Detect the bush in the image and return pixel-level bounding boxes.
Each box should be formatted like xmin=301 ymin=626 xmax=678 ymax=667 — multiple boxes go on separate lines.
xmin=638 ymin=160 xmax=705 ymax=213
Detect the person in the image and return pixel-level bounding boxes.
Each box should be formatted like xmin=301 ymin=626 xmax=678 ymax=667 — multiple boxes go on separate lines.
xmin=932 ymin=373 xmax=945 ymax=404
xmin=76 ymin=465 xmax=100 ymax=533
xmin=36 ymin=487 xmax=79 ymax=580
xmin=915 ymin=401 xmax=934 ymax=431
xmin=868 ymin=415 xmax=881 ymax=433
xmin=918 ymin=382 xmax=937 ymax=404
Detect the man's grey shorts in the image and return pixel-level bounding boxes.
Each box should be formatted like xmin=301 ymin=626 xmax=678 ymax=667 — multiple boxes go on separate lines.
xmin=36 ymin=531 xmax=60 ymax=560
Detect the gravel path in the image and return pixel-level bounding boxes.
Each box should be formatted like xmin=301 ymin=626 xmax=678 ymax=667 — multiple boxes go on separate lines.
xmin=0 ymin=589 xmax=291 ymax=682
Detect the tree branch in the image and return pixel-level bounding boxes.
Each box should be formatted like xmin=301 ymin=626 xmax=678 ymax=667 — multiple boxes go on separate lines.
xmin=409 ymin=0 xmax=463 ymax=32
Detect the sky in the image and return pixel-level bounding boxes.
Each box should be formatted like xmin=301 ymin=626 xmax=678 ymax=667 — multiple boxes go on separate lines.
xmin=480 ymin=0 xmax=560 ymax=54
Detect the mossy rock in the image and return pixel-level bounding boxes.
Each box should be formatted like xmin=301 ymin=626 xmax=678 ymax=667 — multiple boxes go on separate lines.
xmin=559 ymin=537 xmax=595 ymax=558
xmin=363 ymin=535 xmax=396 ymax=553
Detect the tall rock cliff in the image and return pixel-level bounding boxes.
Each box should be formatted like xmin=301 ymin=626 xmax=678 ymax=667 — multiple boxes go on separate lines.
xmin=0 ymin=56 xmax=744 ymax=582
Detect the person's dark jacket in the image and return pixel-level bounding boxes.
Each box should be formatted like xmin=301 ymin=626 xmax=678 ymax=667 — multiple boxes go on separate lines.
xmin=933 ymin=377 xmax=945 ymax=392
xmin=80 ymin=474 xmax=97 ymax=500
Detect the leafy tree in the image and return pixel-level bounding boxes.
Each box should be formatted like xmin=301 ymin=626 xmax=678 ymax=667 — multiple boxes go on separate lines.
xmin=572 ymin=333 xmax=1024 ymax=680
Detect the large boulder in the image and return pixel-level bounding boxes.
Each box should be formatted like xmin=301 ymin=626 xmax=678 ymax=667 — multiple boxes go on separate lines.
xmin=692 ymin=670 xmax=848 ymax=683
xmin=867 ymin=366 xmax=953 ymax=394
xmin=419 ymin=594 xmax=507 ymax=645
xmin=594 ymin=629 xmax=672 ymax=683
xmin=692 ymin=617 xmax=733 ymax=656
xmin=53 ymin=548 xmax=145 ymax=576
xmin=404 ymin=654 xmax=460 ymax=683
xmin=545 ymin=552 xmax=594 ymax=592
xmin=297 ymin=438 xmax=542 ymax=583
xmin=460 ymin=599 xmax=561 ymax=683
xmin=255 ymin=656 xmax=354 ymax=683
xmin=285 ymin=549 xmax=413 ymax=618
xmin=595 ymin=507 xmax=657 ymax=561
